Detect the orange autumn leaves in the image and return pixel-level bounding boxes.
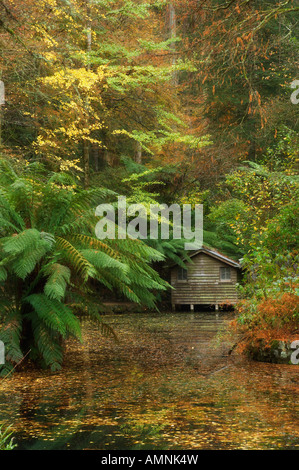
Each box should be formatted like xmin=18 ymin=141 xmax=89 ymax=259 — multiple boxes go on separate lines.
xmin=232 ymin=287 xmax=299 ymax=353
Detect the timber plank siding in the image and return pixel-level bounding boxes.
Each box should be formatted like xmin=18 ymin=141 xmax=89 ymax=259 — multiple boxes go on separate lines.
xmin=170 ymin=247 xmax=241 ymax=311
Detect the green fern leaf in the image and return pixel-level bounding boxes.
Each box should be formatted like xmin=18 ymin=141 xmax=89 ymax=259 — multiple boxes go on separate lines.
xmin=56 ymin=237 xmax=95 ymax=282
xmin=44 ymin=263 xmax=71 ymax=301
xmin=25 ymin=294 xmax=82 ymax=340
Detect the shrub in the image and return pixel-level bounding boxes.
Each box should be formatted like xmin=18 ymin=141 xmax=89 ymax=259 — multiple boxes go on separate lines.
xmin=232 ymin=286 xmax=299 ymax=354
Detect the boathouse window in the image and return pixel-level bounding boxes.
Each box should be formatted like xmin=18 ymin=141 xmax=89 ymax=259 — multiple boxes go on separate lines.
xmin=177 ymin=267 xmax=188 ymax=281
xmin=220 ymin=267 xmax=231 ymax=281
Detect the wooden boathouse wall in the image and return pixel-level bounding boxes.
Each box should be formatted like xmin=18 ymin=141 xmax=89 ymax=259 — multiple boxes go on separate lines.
xmin=170 ymin=248 xmax=241 ymax=311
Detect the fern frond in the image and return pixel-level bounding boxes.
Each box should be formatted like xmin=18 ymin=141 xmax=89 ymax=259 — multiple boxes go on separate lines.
xmin=2 ymin=229 xmax=41 ymax=255
xmin=44 ymin=263 xmax=71 ymax=301
xmin=55 ymin=237 xmax=95 ymax=282
xmin=0 ymin=188 xmax=26 ymax=232
xmin=67 ymin=234 xmax=119 ymax=259
xmin=30 ymin=316 xmax=64 ymax=371
xmin=0 ymin=308 xmax=23 ymax=367
xmin=81 ymin=249 xmax=128 ymax=274
xmin=11 ymin=244 xmax=50 ymax=280
xmin=110 ymin=237 xmax=165 ymax=263
xmin=25 ymin=294 xmax=82 ymax=340
xmin=0 ymin=266 xmax=7 ymax=281
xmin=1 ymin=230 xmax=53 ymax=280
xmin=57 ymin=208 xmax=96 ymax=236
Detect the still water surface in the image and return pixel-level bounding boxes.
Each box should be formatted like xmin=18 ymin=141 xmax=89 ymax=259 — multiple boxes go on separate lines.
xmin=0 ymin=312 xmax=298 ymax=450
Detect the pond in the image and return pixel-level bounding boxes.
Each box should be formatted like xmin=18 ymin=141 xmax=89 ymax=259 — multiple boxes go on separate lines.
xmin=0 ymin=311 xmax=298 ymax=450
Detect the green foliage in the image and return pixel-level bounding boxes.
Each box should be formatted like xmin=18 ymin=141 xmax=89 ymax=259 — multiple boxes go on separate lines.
xmin=146 ymin=237 xmax=191 ymax=269
xmin=237 ymin=249 xmax=299 ymax=301
xmin=209 ymin=162 xmax=299 ymax=252
xmin=209 ymin=153 xmax=299 ymax=349
xmin=0 ymin=158 xmax=169 ymax=373
xmin=0 ymin=307 xmax=23 ymax=372
xmin=263 ymin=200 xmax=299 ymax=254
xmin=44 ymin=264 xmax=71 ymax=301
xmin=261 ymin=126 xmax=299 ymax=172
xmin=0 ymin=425 xmax=17 ymax=450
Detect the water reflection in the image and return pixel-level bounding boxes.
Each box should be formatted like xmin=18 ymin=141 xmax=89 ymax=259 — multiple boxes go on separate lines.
xmin=0 ymin=312 xmax=298 ymax=450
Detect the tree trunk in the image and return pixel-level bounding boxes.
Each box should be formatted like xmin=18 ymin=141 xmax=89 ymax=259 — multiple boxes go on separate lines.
xmin=135 ymin=141 xmax=142 ymax=164
xmin=83 ymin=0 xmax=92 ymax=188
xmin=169 ymin=2 xmax=177 ymax=86
xmin=104 ymin=148 xmax=112 ymax=166
xmin=83 ymin=139 xmax=90 ymax=188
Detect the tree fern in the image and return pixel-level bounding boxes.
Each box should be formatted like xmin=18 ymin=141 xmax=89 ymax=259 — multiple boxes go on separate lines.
xmin=0 ymin=157 xmax=170 ymax=372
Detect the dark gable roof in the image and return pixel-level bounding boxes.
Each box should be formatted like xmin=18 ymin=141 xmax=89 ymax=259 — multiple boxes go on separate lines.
xmin=171 ymin=245 xmax=241 ymax=269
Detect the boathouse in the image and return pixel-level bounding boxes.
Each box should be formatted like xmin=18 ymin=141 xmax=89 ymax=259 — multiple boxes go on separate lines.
xmin=170 ymin=246 xmax=242 ymax=311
